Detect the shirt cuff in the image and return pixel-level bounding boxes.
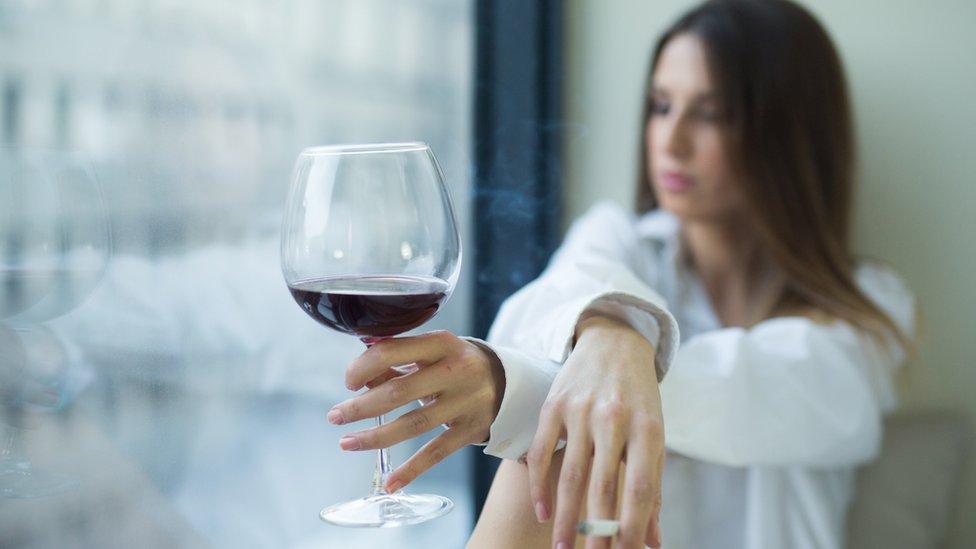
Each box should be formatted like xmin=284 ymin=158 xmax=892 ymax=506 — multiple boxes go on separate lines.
xmin=463 ymin=337 xmax=560 ymax=461
xmin=13 ymin=325 xmax=93 ymax=410
xmin=561 ymin=292 xmax=679 ymax=383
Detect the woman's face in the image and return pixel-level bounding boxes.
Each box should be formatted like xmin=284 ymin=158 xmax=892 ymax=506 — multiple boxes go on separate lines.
xmin=647 ymin=33 xmax=745 ymax=222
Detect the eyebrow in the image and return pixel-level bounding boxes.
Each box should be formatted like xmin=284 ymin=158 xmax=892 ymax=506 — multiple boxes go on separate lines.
xmin=650 ymin=86 xmax=717 ymax=103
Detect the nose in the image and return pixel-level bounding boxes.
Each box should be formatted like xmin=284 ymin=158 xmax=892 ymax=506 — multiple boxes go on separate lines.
xmin=661 ymin=116 xmax=692 ymax=159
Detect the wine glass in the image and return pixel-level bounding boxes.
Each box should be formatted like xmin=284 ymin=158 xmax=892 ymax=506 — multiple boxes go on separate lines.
xmin=0 ymin=149 xmax=110 ymax=498
xmin=280 ymin=142 xmax=461 ymax=527
xmin=0 ymin=150 xmax=110 ymax=324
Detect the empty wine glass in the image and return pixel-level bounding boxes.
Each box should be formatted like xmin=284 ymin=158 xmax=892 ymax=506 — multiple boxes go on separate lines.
xmin=0 ymin=149 xmax=110 ymax=498
xmin=280 ymin=142 xmax=461 ymax=527
xmin=0 ymin=150 xmax=110 ymax=324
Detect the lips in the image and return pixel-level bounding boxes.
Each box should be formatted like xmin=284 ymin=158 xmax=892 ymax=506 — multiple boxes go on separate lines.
xmin=659 ymin=171 xmax=694 ymax=192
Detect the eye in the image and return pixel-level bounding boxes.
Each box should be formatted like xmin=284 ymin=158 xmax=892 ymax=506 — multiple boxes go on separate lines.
xmin=650 ymin=98 xmax=670 ymax=116
xmin=695 ymin=107 xmax=719 ymax=122
xmin=694 ymin=102 xmax=724 ymax=123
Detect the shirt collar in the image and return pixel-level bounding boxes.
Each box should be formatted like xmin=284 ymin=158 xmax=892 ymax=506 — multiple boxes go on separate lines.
xmin=636 ymin=208 xmax=724 ymax=333
xmin=635 ymin=208 xmax=681 ymax=243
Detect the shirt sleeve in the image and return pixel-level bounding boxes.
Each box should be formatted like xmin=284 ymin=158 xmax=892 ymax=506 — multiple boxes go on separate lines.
xmin=660 ymin=263 xmax=916 ymax=468
xmin=46 ymin=243 xmax=360 ymax=396
xmin=479 ymin=202 xmax=681 ymax=460
xmin=463 ymin=337 xmax=561 ymax=459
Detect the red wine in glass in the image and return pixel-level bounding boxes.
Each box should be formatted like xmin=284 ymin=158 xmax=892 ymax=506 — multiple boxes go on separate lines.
xmin=288 ymin=275 xmax=449 ymax=339
xmin=281 ymin=142 xmax=461 ymax=527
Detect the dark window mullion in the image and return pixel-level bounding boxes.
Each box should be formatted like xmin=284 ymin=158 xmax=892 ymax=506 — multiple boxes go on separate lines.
xmin=472 ymin=0 xmax=563 ymax=523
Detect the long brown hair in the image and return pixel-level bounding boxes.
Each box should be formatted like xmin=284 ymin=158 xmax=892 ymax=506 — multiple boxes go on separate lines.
xmin=636 ymin=0 xmax=910 ymax=348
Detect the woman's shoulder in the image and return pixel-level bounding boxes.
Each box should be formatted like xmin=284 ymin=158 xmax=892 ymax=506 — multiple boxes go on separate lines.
xmin=853 ymin=260 xmax=912 ymax=292
xmin=764 ymin=261 xmax=915 ymax=334
xmin=853 ymin=260 xmax=916 ymax=336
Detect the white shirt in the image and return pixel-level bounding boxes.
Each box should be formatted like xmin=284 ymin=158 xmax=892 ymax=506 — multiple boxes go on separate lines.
xmin=481 ymin=202 xmax=915 ymax=549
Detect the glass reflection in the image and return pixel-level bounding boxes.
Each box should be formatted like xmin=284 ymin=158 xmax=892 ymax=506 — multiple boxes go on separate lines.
xmin=1 ymin=149 xmax=108 ymax=500
xmin=0 ymin=1 xmax=473 ymax=547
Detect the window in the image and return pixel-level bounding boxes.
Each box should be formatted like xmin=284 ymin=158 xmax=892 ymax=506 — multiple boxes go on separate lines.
xmin=0 ymin=1 xmax=475 ymax=546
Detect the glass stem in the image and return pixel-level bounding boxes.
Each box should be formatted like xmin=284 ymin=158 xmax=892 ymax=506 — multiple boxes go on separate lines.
xmin=362 ymin=337 xmax=394 ymax=497
xmin=371 ymin=414 xmax=393 ymax=496
xmin=1 ymin=420 xmax=28 ymax=470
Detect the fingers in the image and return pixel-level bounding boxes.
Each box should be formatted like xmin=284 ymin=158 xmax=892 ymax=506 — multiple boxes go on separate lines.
xmin=644 ymin=451 xmax=665 ymax=548
xmin=526 ymin=403 xmax=564 ymax=524
xmin=338 ymin=398 xmax=461 ymax=451
xmin=584 ymin=422 xmax=627 ymax=549
xmin=345 ymin=331 xmax=453 ymax=390
xmin=552 ymin=427 xmax=592 ymax=549
xmin=330 ymin=361 xmax=446 ymax=424
xmin=385 ymin=425 xmax=470 ymax=492
xmin=366 ymin=362 xmax=423 ymax=390
xmin=617 ymin=416 xmax=664 ymax=549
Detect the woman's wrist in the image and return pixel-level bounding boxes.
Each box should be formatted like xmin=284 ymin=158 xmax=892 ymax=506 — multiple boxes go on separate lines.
xmin=464 ymin=339 xmax=507 ymax=418
xmin=575 ymin=315 xmax=657 ymax=355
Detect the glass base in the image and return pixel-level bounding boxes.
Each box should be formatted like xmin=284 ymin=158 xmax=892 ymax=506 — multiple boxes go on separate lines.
xmin=0 ymin=467 xmax=78 ymax=499
xmin=320 ymin=491 xmax=453 ymax=528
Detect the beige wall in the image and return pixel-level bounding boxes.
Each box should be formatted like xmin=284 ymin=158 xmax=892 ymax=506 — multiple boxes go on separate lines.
xmin=563 ymin=1 xmax=976 ymax=546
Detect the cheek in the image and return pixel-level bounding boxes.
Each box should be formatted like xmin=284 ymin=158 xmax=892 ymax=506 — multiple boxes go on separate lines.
xmin=646 ymin=120 xmax=667 ymax=159
xmin=645 ymin=123 xmax=672 ymax=186
xmin=696 ymin=129 xmax=731 ymax=181
xmin=644 ymin=123 xmax=658 ymax=182
xmin=695 ymin=132 xmax=743 ymax=204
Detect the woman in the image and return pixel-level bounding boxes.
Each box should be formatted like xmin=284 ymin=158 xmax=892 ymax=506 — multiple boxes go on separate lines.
xmin=332 ymin=1 xmax=916 ymax=547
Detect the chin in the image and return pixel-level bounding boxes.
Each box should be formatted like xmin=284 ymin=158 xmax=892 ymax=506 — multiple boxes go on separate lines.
xmin=660 ymin=198 xmax=744 ymax=227
xmin=657 ymin=193 xmax=700 ymax=221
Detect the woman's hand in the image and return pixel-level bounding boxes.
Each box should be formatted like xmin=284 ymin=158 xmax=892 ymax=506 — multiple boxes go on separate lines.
xmin=528 ymin=316 xmax=664 ymax=549
xmin=0 ymin=324 xmax=68 ymax=410
xmin=327 ymin=330 xmax=505 ymax=493
xmin=0 ymin=323 xmax=28 ymax=402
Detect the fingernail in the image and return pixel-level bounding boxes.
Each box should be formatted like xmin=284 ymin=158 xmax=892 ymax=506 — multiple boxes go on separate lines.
xmin=386 ymin=480 xmax=404 ymax=493
xmin=327 ymin=408 xmax=344 ymax=425
xmin=339 ymin=436 xmax=360 ymax=450
xmin=554 ymin=542 xmax=569 ymax=549
xmin=534 ymin=501 xmax=549 ymax=522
